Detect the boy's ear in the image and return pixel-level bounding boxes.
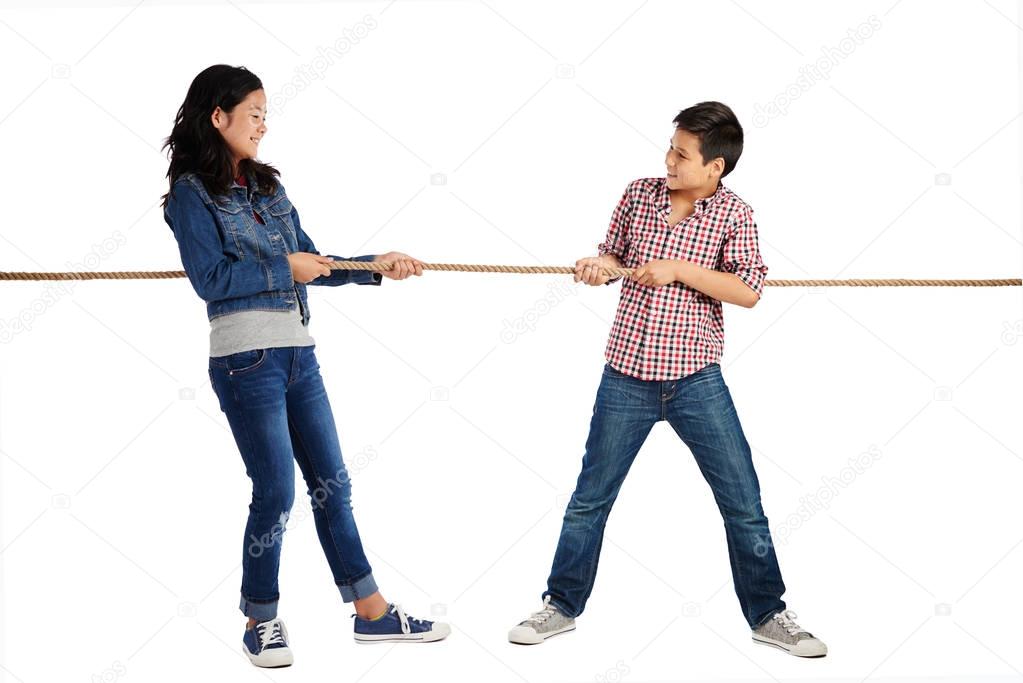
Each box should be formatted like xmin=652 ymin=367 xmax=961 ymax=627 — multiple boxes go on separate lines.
xmin=708 ymin=156 xmax=725 ymax=178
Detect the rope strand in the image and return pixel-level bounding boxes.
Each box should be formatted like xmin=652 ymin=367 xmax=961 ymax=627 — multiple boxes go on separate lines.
xmin=0 ymin=261 xmax=1019 ymax=287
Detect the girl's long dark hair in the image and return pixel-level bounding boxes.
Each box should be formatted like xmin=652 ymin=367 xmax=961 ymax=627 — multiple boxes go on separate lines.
xmin=161 ymin=64 xmax=280 ymax=208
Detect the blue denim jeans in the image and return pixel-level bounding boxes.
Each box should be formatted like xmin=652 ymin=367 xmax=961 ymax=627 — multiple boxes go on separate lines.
xmin=544 ymin=362 xmax=786 ymax=628
xmin=208 ymin=345 xmax=378 ymax=621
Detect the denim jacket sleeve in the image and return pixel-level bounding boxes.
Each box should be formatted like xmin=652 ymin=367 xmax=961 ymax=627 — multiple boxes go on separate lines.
xmin=164 ymin=182 xmax=294 ymax=302
xmin=291 ymin=204 xmax=382 ymax=287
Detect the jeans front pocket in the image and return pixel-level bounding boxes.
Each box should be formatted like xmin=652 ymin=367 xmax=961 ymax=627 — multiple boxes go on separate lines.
xmin=602 ymin=362 xmax=625 ymax=377
xmin=223 ymin=348 xmax=269 ymax=376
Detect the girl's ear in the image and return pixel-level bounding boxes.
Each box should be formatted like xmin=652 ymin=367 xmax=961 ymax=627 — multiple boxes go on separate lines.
xmin=211 ymin=106 xmax=224 ymax=130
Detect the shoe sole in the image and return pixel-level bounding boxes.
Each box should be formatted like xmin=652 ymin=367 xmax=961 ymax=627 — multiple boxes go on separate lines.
xmin=752 ymin=634 xmax=827 ymax=658
xmin=242 ymin=645 xmax=294 ymax=667
xmin=355 ymin=623 xmax=451 ymax=643
xmin=508 ymin=623 xmax=576 ymax=645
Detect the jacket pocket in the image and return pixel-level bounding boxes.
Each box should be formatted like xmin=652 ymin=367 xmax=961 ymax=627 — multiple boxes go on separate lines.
xmin=267 ymin=196 xmax=297 ymax=245
xmin=267 ymin=196 xmax=293 ymax=216
xmin=213 ymin=200 xmax=258 ymax=258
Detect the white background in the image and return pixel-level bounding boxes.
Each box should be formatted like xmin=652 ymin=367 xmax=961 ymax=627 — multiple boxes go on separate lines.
xmin=1 ymin=1 xmax=1021 ymax=681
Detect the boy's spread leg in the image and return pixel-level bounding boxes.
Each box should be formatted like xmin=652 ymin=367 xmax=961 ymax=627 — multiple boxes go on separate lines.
xmin=510 ymin=364 xmax=657 ymax=644
xmin=664 ymin=362 xmax=826 ymax=655
xmin=663 ymin=362 xmax=786 ymax=627
xmin=541 ymin=365 xmax=659 ymax=618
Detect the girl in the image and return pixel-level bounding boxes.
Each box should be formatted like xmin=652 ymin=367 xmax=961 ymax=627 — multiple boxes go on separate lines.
xmin=161 ymin=64 xmax=448 ymax=668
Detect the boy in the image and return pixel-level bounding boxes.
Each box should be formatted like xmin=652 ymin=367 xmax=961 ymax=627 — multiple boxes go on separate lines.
xmin=508 ymin=102 xmax=826 ymax=658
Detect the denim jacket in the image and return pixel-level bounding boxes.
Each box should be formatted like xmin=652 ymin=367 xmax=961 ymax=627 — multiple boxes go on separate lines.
xmin=163 ymin=170 xmax=380 ymax=326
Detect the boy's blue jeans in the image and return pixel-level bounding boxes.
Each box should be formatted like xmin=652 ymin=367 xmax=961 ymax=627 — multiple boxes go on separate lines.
xmin=208 ymin=345 xmax=378 ymax=621
xmin=544 ymin=362 xmax=786 ymax=629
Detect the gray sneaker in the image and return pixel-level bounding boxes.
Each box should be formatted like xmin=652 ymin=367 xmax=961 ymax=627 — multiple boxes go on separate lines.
xmin=508 ymin=595 xmax=576 ymax=644
xmin=752 ymin=609 xmax=827 ymax=657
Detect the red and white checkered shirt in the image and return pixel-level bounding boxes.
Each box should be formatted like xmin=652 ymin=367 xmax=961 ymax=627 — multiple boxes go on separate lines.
xmin=597 ymin=177 xmax=768 ymax=381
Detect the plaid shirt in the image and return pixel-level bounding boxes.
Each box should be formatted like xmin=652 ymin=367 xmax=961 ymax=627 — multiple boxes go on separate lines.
xmin=597 ymin=177 xmax=768 ymax=381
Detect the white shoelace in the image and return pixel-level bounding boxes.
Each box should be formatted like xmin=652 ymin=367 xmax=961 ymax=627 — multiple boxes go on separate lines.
xmin=524 ymin=596 xmax=559 ymax=626
xmin=391 ymin=604 xmax=425 ymax=635
xmin=772 ymin=609 xmax=807 ymax=636
xmin=256 ymin=619 xmax=286 ymax=649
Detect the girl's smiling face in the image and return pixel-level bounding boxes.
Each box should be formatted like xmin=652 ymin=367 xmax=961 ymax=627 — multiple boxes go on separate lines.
xmin=211 ymin=88 xmax=267 ymax=172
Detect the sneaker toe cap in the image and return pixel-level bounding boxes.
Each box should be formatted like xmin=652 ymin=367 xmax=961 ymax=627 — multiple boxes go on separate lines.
xmin=792 ymin=637 xmax=828 ymax=657
xmin=508 ymin=625 xmax=542 ymax=645
xmin=423 ymin=621 xmax=451 ymax=642
xmin=245 ymin=645 xmax=294 ymax=667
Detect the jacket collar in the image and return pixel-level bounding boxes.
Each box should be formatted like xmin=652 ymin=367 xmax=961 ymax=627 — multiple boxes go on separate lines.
xmin=229 ymin=169 xmax=259 ymax=202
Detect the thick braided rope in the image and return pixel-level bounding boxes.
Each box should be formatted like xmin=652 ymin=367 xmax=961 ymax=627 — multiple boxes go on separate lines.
xmin=0 ymin=262 xmax=1019 ymax=287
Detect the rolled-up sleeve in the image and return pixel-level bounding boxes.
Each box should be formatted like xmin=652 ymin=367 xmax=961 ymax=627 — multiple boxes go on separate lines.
xmin=164 ymin=182 xmax=293 ymax=302
xmin=597 ymin=186 xmax=632 ymax=260
xmin=292 ymin=204 xmax=382 ymax=287
xmin=720 ymin=205 xmax=768 ymax=299
xmin=596 ymin=185 xmax=634 ymax=284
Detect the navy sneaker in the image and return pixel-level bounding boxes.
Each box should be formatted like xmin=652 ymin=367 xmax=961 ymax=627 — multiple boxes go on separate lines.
xmin=242 ymin=617 xmax=294 ymax=667
xmin=353 ymin=603 xmax=451 ymax=643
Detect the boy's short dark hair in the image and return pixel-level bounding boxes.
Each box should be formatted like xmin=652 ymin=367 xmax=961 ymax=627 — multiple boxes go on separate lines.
xmin=672 ymin=102 xmax=744 ymax=178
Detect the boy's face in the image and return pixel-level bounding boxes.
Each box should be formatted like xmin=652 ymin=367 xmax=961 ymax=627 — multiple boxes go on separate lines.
xmin=664 ymin=128 xmax=720 ymax=191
